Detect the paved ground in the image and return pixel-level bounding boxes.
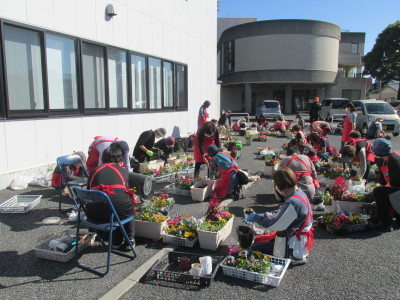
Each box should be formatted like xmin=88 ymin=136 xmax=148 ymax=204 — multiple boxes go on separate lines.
xmin=1 ymin=118 xmax=400 ymax=300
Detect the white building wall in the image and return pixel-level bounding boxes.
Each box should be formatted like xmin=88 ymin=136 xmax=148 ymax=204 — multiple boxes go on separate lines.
xmin=0 ymin=0 xmax=218 ymax=189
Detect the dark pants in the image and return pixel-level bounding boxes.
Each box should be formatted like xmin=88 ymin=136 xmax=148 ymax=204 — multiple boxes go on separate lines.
xmin=310 ymin=114 xmax=318 ymax=123
xmin=318 ymin=152 xmax=329 ymax=162
xmin=249 ymin=241 xmax=274 ymax=254
xmin=373 ymin=186 xmax=400 ymax=226
xmin=194 ymin=162 xmax=210 ymax=178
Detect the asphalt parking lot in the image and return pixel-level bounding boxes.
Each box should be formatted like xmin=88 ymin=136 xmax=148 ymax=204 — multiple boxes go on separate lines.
xmin=1 ymin=120 xmax=400 ymax=300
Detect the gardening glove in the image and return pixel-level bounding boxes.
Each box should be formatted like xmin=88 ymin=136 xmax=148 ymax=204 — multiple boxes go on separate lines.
xmin=146 ymin=150 xmax=154 ymax=157
xmin=245 ymin=213 xmax=257 ymax=224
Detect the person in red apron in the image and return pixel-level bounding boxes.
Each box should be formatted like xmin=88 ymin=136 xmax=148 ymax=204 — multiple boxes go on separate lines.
xmin=341 ymin=131 xmax=374 ymax=180
xmin=86 ymin=145 xmax=137 ymax=249
xmin=198 ymin=100 xmax=211 ymax=129
xmin=207 ymin=144 xmax=239 ymax=199
xmin=368 ymin=138 xmax=400 ymax=232
xmin=279 ymin=150 xmax=319 ymax=202
xmin=51 ymin=151 xmax=87 ymax=190
xmin=341 ymin=103 xmax=357 ymax=147
xmin=270 ymin=117 xmax=286 ymax=132
xmin=309 ymin=133 xmax=333 ymax=161
xmin=193 ymin=122 xmax=220 ymax=177
xmin=310 ymin=120 xmax=332 ymax=137
xmin=246 ymin=168 xmax=313 ymax=265
xmin=86 ymin=136 xmax=119 ymax=173
xmin=292 ymin=125 xmax=308 ymax=145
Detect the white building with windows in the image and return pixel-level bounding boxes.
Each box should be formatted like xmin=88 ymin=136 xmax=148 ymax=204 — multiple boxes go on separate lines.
xmin=0 ymin=0 xmax=218 ymax=189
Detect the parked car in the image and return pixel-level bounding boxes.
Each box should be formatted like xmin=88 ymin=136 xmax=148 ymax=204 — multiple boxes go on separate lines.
xmin=256 ymin=100 xmax=283 ymax=119
xmin=319 ymin=98 xmax=349 ymax=121
xmin=351 ymin=100 xmax=400 ymax=136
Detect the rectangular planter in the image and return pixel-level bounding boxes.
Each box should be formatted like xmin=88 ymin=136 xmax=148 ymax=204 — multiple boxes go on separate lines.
xmin=332 ymin=200 xmax=365 ymax=214
xmin=135 ymin=218 xmax=169 ymax=241
xmin=190 ymin=179 xmax=215 ymax=202
xmin=263 ymin=164 xmax=278 ymax=177
xmin=198 ymin=216 xmax=234 ymax=251
xmin=139 ymin=159 xmax=164 ymax=171
xmin=161 ymin=233 xmax=198 ymax=248
xmin=167 ymin=157 xmax=178 ymax=165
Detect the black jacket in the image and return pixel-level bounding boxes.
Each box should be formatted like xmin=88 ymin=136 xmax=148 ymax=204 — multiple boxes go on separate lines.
xmin=377 ymin=152 xmax=400 ymax=187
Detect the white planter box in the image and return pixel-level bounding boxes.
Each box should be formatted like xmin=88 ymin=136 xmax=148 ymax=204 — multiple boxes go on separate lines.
xmin=245 ymin=138 xmax=252 ymax=146
xmin=198 ymin=216 xmax=234 ymax=251
xmin=161 ymin=233 xmax=198 ymax=248
xmin=167 ymin=157 xmax=178 ymax=165
xmin=263 ymin=164 xmax=278 ymax=177
xmin=139 ymin=159 xmax=164 ymax=171
xmin=190 ymin=179 xmax=215 ymax=202
xmin=332 ymin=200 xmax=365 ymax=214
xmin=135 ymin=218 xmax=169 ymax=241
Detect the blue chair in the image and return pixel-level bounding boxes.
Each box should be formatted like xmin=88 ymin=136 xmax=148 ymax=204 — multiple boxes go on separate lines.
xmin=73 ymin=187 xmax=137 ymax=276
xmin=56 ymin=154 xmax=89 ymax=213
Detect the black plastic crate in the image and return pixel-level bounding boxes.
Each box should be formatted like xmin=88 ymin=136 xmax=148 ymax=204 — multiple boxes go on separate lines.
xmin=150 ymin=251 xmax=223 ymax=287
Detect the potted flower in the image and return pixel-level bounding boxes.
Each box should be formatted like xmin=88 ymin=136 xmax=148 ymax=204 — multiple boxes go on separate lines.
xmin=176 ymin=148 xmax=187 ymax=162
xmin=323 ymin=167 xmax=346 ymax=189
xmin=198 ymin=198 xmax=234 ymax=251
xmin=245 ymin=132 xmax=253 ymax=146
xmin=161 ymin=214 xmax=200 ymax=247
xmin=263 ymin=155 xmax=280 ymax=177
xmin=144 ymin=194 xmax=175 ymax=212
xmin=190 ymin=179 xmax=215 ymax=202
xmin=220 ymin=245 xmax=290 ymax=286
xmin=176 ymin=176 xmax=195 ymax=190
xmin=350 ymin=175 xmax=363 ymax=187
xmin=135 ymin=207 xmax=169 ymax=241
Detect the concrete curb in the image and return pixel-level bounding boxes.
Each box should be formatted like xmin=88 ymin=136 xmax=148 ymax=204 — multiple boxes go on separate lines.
xmin=99 ymin=245 xmax=177 ymax=300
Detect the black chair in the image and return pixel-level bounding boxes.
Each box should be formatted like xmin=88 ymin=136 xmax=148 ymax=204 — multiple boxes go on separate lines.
xmin=73 ymin=187 xmax=137 ymax=276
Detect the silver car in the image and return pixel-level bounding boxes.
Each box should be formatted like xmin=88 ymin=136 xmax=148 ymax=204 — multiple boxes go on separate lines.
xmin=351 ymin=100 xmax=400 ymax=136
xmin=256 ymin=100 xmax=283 ymax=119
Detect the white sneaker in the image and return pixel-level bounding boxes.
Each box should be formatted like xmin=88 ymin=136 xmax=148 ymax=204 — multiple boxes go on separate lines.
xmin=313 ymin=203 xmax=326 ymax=211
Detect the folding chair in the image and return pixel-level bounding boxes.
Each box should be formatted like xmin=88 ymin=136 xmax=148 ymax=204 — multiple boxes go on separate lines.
xmin=73 ymin=187 xmax=137 ymax=276
xmin=56 ymin=154 xmax=89 ymax=213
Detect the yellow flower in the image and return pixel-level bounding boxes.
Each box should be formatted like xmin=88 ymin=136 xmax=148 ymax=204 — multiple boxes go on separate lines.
xmin=254 ymin=251 xmax=263 ymax=258
xmin=184 ymin=231 xmax=196 ymax=238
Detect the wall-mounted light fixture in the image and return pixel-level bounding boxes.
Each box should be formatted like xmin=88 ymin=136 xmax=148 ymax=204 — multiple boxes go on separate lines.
xmin=106 ymin=4 xmax=117 ymax=17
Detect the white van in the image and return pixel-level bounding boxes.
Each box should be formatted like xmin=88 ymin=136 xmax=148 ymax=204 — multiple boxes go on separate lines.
xmin=319 ymin=98 xmax=349 ymax=121
xmin=256 ymin=100 xmax=283 ymax=119
xmin=351 ymin=100 xmax=400 ymax=136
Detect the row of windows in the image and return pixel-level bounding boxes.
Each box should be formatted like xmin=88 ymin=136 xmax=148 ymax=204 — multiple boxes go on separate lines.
xmin=0 ymin=20 xmax=188 ymax=119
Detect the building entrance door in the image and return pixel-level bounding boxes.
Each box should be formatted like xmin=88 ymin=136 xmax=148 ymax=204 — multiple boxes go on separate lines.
xmin=292 ymin=89 xmax=317 ymax=113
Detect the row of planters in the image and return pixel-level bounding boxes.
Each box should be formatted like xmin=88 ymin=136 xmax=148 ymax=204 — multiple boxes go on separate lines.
xmin=164 ymin=176 xmax=216 ymax=202
xmin=134 ymin=196 xmax=234 ymax=251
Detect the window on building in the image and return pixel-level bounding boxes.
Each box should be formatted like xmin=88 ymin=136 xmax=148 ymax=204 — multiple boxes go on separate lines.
xmin=45 ymin=34 xmax=78 ymax=110
xmin=148 ymin=57 xmax=162 ymax=110
xmin=108 ymin=47 xmax=128 ymax=109
xmin=163 ymin=61 xmax=174 ymax=108
xmin=81 ymin=42 xmax=106 ymax=110
xmin=217 ymin=49 xmax=221 ymax=78
xmin=3 ymin=24 xmax=45 ymax=112
xmin=223 ymin=41 xmax=235 ymax=73
xmin=342 ymin=89 xmax=361 ymax=100
xmin=351 ymin=43 xmax=358 ymax=54
xmin=131 ymin=54 xmax=147 ymax=110
xmin=176 ymin=64 xmax=187 ymax=110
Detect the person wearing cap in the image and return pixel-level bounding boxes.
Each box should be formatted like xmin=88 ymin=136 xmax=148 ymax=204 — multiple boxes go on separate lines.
xmin=341 ymin=131 xmax=374 ymax=180
xmin=132 ymin=128 xmax=166 ymax=163
xmin=365 ymin=118 xmax=384 ymax=139
xmin=207 ymin=144 xmax=239 ymax=199
xmin=198 ymin=100 xmax=211 ymax=129
xmin=154 ymin=136 xmax=175 ymax=164
xmin=193 ymin=121 xmax=220 ymax=177
xmin=341 ymin=103 xmax=357 ymax=147
xmin=309 ymin=97 xmax=321 ymax=123
xmin=367 ymin=138 xmax=400 ymax=232
xmin=310 ymin=120 xmax=332 ymax=137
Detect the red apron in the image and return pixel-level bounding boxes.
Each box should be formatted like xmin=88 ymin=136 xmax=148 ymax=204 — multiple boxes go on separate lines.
xmin=342 ymin=113 xmax=353 ymax=142
xmin=284 ymin=155 xmax=320 ymax=189
xmin=193 ymin=134 xmax=216 ymax=163
xmin=51 ymin=166 xmax=81 ymax=188
xmin=349 ymin=138 xmax=375 ymax=162
xmin=86 ymin=136 xmax=118 ymax=173
xmin=377 ymin=151 xmax=400 ymax=187
xmin=90 ymin=163 xmax=137 ymax=205
xmin=298 ymin=131 xmax=308 ymax=144
xmin=212 ymin=153 xmax=239 ymax=198
xmin=273 ymin=121 xmax=285 ymax=131
xmin=254 ymin=194 xmax=314 ymax=254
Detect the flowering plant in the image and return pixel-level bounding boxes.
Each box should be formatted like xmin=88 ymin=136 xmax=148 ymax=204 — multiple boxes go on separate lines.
xmin=331 ymin=176 xmax=348 ymax=201
xmin=352 ymin=162 xmax=361 ymax=169
xmin=163 ymin=215 xmax=200 ymax=239
xmin=319 ymin=213 xmax=364 ymax=228
xmin=199 ymin=198 xmax=234 ymax=232
xmin=323 ymin=167 xmax=345 ymax=179
xmin=224 ymin=245 xmax=273 ymax=274
xmin=342 ymin=193 xmax=363 ymax=202
xmin=258 ymin=134 xmax=268 ymax=141
xmin=175 ymin=177 xmax=195 ymax=190
xmin=147 ymin=194 xmax=174 ymax=210
xmin=350 ymin=175 xmax=362 ymax=181
xmin=140 ymin=169 xmax=156 ymax=176
xmin=135 ymin=206 xmax=168 ymax=223
xmin=264 ymin=155 xmax=280 ymax=166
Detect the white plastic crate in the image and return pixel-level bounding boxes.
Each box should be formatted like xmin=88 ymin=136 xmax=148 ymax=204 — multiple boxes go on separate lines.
xmin=161 ymin=233 xmax=198 ymax=248
xmin=0 ymin=195 xmax=42 ymax=213
xmin=34 ymin=230 xmax=96 ymax=263
xmin=220 ymin=255 xmax=291 ymax=287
